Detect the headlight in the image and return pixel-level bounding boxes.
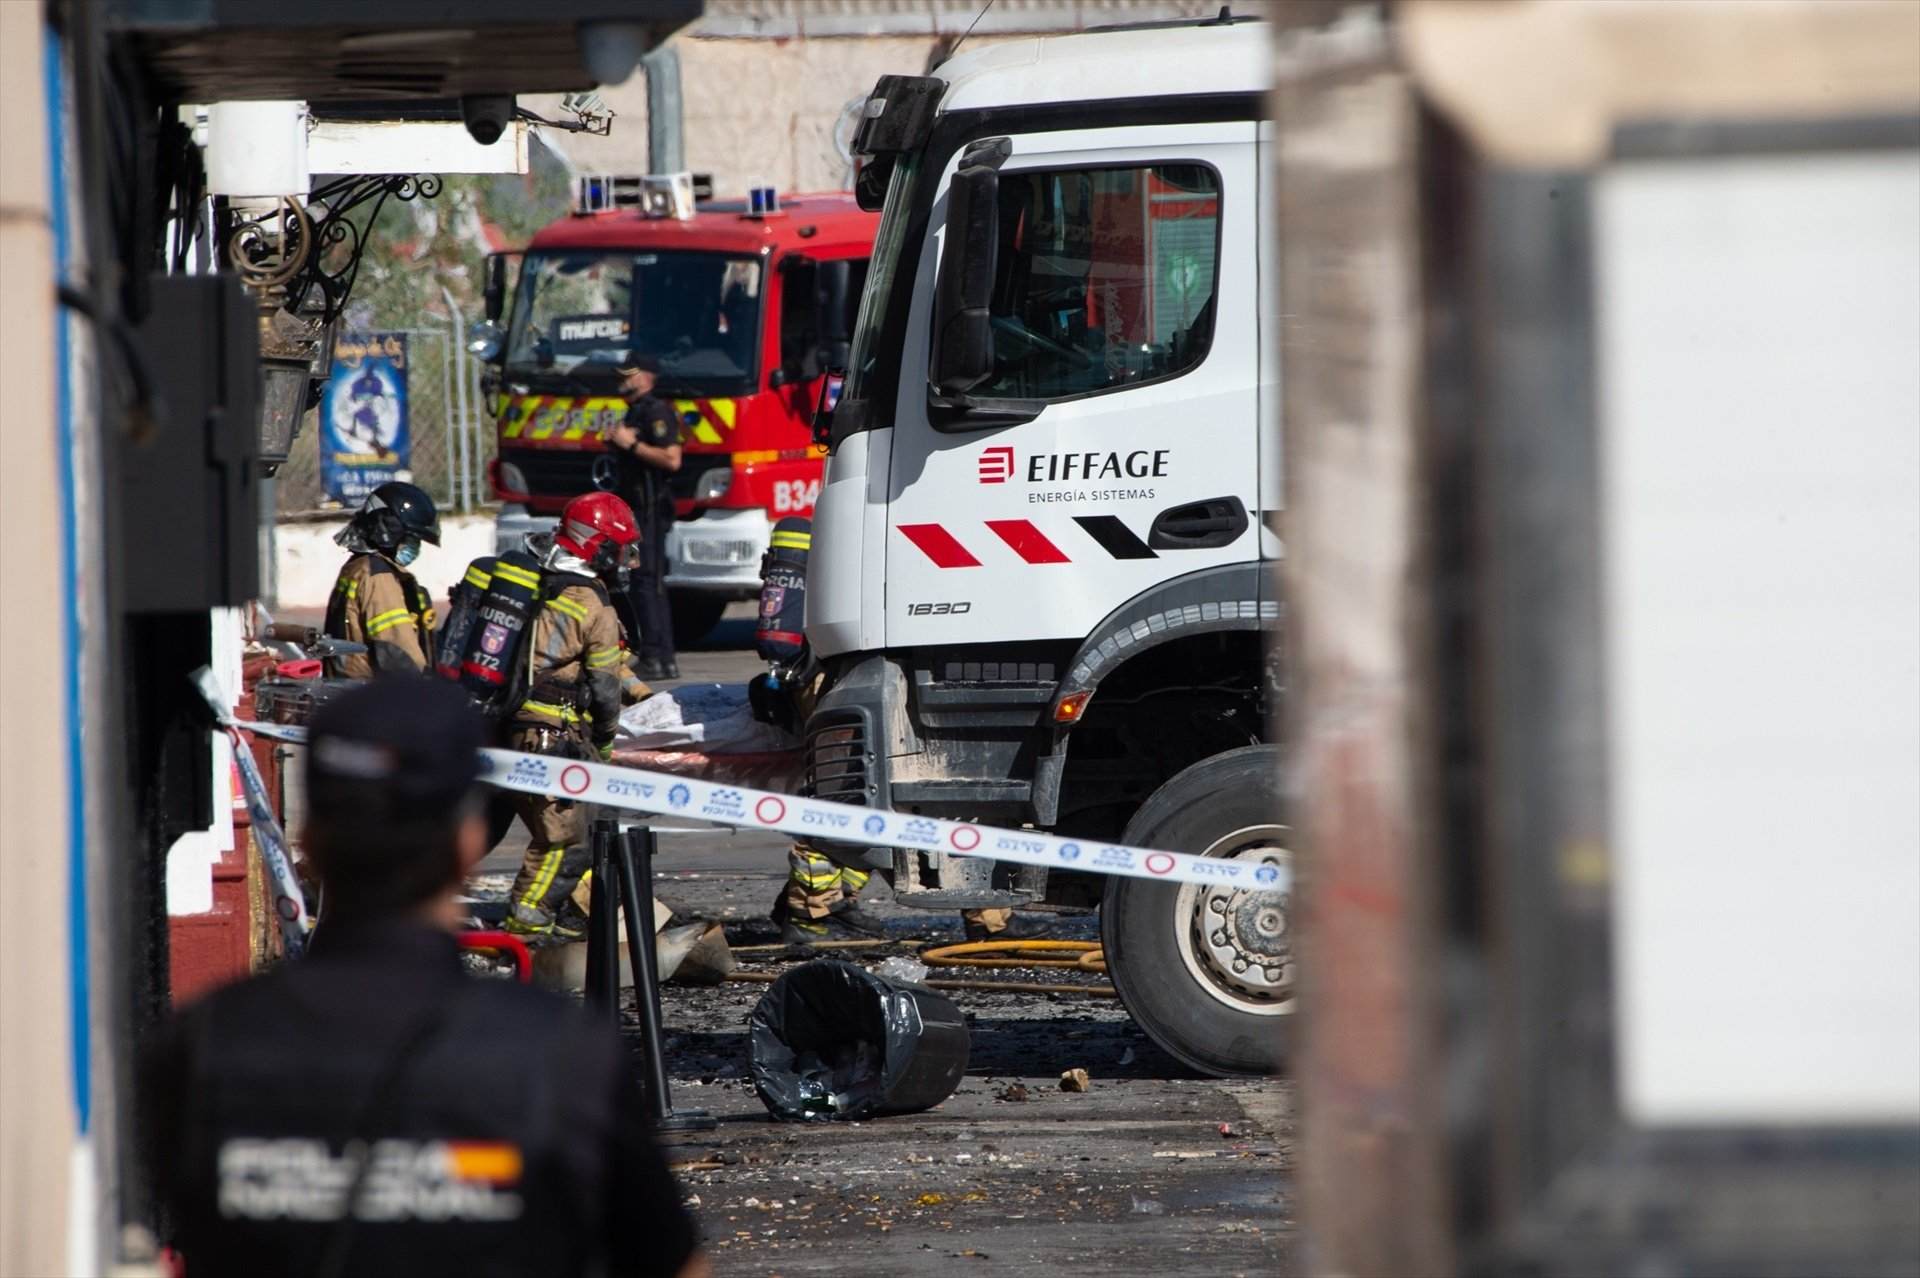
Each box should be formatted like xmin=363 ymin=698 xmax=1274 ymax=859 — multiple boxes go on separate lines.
xmin=693 ymin=467 xmax=733 ymax=503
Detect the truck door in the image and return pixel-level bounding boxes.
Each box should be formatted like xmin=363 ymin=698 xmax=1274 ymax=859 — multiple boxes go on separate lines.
xmin=885 ymin=123 xmax=1259 ymax=648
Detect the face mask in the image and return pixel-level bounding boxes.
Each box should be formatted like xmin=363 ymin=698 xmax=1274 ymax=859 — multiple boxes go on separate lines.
xmin=394 ymin=539 xmax=420 ymax=568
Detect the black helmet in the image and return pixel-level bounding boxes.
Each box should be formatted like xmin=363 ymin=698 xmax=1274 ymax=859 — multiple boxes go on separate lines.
xmin=359 ymin=481 xmax=441 ymax=549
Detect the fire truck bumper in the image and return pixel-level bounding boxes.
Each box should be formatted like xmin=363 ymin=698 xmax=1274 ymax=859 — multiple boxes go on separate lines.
xmin=492 ymin=504 xmax=555 ymax=557
xmin=664 ymin=507 xmax=769 ymax=598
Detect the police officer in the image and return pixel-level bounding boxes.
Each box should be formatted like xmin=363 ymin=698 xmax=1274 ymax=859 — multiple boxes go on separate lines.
xmin=499 ymin=491 xmax=651 ymax=938
xmin=607 ymin=352 xmax=683 ymax=680
xmin=141 ymin=677 xmax=706 ymax=1278
xmin=324 ymin=481 xmax=439 ymax=678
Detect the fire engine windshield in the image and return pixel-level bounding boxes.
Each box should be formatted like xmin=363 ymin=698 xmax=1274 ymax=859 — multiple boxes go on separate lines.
xmin=504 ymin=250 xmax=763 ymax=393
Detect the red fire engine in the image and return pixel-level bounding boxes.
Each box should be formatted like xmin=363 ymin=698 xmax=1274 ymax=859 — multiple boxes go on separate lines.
xmin=474 ymin=175 xmax=876 ymax=641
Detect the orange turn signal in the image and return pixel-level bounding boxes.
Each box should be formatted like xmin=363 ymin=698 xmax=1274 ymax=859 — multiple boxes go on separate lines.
xmin=1053 ymin=691 xmax=1091 ymax=724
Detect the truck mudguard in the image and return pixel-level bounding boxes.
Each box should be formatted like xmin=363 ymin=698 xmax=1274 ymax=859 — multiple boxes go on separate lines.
xmin=1032 ymin=561 xmax=1280 ymax=825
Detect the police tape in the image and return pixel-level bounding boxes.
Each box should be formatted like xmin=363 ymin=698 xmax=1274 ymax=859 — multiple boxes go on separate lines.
xmin=476 ymin=748 xmax=1290 ymax=895
xmin=220 ymin=713 xmax=1290 ymax=895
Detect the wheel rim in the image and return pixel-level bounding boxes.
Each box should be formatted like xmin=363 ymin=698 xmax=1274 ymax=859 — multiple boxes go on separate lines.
xmin=1172 ymin=824 xmax=1294 ymax=1018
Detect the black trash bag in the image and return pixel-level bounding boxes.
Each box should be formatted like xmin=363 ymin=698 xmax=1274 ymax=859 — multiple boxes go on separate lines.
xmin=748 ymin=959 xmax=970 ymax=1121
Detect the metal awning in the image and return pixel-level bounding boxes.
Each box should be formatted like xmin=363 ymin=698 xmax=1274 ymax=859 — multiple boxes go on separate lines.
xmin=105 ymin=0 xmax=703 ymax=102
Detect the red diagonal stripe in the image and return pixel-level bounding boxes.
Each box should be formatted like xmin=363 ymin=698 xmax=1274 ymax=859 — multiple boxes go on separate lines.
xmin=898 ymin=523 xmax=981 ymax=568
xmin=985 ymin=519 xmax=1071 ymax=564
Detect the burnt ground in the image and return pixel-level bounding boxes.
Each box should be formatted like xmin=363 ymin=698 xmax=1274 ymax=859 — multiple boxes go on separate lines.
xmin=464 ymin=613 xmax=1296 ymax=1274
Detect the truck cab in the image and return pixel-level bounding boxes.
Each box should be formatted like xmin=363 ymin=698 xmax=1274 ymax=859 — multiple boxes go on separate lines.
xmin=806 ymin=17 xmax=1287 ymax=1075
xmin=479 ymin=181 xmax=877 ymax=642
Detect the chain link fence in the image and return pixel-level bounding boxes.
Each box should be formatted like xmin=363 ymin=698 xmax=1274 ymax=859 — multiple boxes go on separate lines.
xmin=272 ymin=328 xmax=497 ymax=518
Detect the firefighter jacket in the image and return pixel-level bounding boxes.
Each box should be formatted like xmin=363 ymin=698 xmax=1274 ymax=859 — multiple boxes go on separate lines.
xmin=324 ymin=553 xmax=435 ymax=679
xmin=511 ymin=576 xmax=647 ymax=752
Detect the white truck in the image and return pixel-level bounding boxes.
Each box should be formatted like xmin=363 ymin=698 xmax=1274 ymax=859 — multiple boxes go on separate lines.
xmin=805 ymin=14 xmax=1287 ymax=1075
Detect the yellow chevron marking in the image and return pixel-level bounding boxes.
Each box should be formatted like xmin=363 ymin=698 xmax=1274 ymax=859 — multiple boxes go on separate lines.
xmin=501 ymin=397 xmax=541 ymax=440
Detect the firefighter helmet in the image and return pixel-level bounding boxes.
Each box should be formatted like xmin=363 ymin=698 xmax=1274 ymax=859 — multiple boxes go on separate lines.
xmin=357 ymin=481 xmax=441 ymax=546
xmin=556 ymin=491 xmax=641 ymax=577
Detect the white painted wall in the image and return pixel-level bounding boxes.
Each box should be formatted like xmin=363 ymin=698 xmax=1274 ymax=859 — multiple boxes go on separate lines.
xmin=273 ymin=513 xmax=498 ymax=610
xmin=1598 ymin=148 xmax=1920 ymax=1124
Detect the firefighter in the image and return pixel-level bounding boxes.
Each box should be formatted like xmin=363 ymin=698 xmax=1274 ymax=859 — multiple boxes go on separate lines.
xmin=141 ymin=677 xmax=705 ymax=1278
xmin=607 ymin=351 xmax=683 ymax=680
xmin=498 ymin=491 xmax=651 ymax=938
xmin=323 ymin=481 xmax=439 ymax=678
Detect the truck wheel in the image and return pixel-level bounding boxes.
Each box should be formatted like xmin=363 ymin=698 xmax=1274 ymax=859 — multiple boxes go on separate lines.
xmin=669 ymin=592 xmax=728 ymax=647
xmin=1102 ymin=745 xmax=1292 ymax=1077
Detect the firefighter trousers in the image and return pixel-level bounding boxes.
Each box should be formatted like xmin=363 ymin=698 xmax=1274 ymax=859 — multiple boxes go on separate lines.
xmin=490 ymin=727 xmax=592 ymax=918
xmin=779 ymin=842 xmax=1009 ymax=933
xmin=781 ymin=842 xmax=870 ymax=919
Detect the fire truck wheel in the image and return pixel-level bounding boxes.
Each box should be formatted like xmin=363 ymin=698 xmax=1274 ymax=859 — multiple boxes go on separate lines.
xmin=669 ymin=591 xmax=729 ymax=647
xmin=1102 ymin=745 xmax=1291 ymax=1077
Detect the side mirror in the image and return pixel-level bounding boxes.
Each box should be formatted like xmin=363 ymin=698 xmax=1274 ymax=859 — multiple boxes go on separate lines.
xmin=811 ymin=367 xmax=846 ymax=446
xmin=466 ymin=318 xmax=506 ymax=363
xmin=779 ymin=254 xmax=822 ymax=384
xmin=854 ymin=154 xmax=894 ymax=212
xmin=484 ymin=253 xmax=509 ymax=322
xmin=931 ymin=138 xmax=1009 ymax=400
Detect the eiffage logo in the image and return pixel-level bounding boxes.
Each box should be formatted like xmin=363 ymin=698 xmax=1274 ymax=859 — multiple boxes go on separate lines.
xmin=977 ymin=446 xmax=1014 ymax=484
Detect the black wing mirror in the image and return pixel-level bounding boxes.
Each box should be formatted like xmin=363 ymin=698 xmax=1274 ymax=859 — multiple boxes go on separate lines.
xmin=930 ymin=138 xmax=1009 ymax=400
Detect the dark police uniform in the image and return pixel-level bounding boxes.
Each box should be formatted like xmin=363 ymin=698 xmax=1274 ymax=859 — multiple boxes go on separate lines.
xmin=613 ymin=393 xmax=683 ymax=668
xmin=144 ymin=921 xmax=699 ymax=1278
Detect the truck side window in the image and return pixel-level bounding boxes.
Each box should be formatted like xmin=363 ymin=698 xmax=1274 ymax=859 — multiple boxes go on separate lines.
xmin=974 ymin=163 xmax=1219 ymax=402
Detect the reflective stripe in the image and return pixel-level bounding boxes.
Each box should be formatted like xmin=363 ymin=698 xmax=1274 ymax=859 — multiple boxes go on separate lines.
xmin=493 ymin=562 xmax=541 ymax=590
xmin=521 ymin=700 xmax=582 ymax=724
xmin=587 ymin=647 xmax=624 ymax=669
xmin=365 ymin=607 xmax=415 ymax=635
xmin=770 ymin=532 xmax=812 ymax=550
xmin=546 ymin=594 xmax=589 ymax=622
xmin=520 ymin=846 xmax=565 ymax=907
xmin=464 ymin=565 xmax=494 ymax=589
xmin=841 ymin=867 xmax=872 ymax=890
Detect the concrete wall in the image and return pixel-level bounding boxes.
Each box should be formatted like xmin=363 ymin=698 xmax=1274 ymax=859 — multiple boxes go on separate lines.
xmin=0 ymin=8 xmax=77 ymax=1273
xmin=273 ymin=514 xmax=499 ymax=611
xmin=530 ymin=0 xmax=1296 ymax=197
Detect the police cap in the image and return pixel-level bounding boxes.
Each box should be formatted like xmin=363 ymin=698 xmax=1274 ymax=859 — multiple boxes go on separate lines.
xmin=306 ymin=675 xmax=484 ymax=810
xmin=617 ymin=351 xmax=660 ymax=375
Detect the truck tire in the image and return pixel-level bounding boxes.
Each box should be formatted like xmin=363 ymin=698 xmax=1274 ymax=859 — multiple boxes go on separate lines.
xmin=669 ymin=591 xmax=728 ymax=648
xmin=1101 ymin=745 xmax=1292 ymax=1077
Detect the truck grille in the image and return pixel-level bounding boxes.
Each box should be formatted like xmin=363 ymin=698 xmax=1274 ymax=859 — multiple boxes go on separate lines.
xmin=501 ymin=448 xmax=731 ymax=503
xmin=503 ymin=447 xmax=599 ymax=494
xmin=805 ymin=711 xmax=872 ymax=805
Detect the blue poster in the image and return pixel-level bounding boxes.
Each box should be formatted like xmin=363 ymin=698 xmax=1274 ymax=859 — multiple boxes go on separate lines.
xmin=319 ymin=332 xmax=410 ymax=505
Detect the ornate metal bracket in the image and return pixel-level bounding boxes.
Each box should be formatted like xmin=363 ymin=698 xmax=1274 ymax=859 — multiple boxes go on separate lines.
xmin=225 ymin=172 xmax=445 ymax=328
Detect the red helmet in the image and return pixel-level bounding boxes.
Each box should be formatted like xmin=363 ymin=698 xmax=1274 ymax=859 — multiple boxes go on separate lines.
xmin=556 ymin=492 xmax=640 ymax=575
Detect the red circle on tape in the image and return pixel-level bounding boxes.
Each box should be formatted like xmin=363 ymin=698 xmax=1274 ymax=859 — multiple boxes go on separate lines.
xmin=559 ymin=765 xmax=591 ymax=796
xmin=755 ymin=796 xmax=786 ymax=824
xmin=1145 ymin=852 xmax=1176 ymax=876
xmin=949 ymin=825 xmax=981 ymax=852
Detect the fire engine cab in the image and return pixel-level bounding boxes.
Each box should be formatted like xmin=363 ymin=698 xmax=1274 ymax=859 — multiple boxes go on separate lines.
xmin=474 ymin=174 xmax=876 ymax=642
xmin=807 ymin=16 xmax=1286 ymax=1075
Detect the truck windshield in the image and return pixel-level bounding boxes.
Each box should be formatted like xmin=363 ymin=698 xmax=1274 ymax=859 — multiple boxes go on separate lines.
xmin=839 ymin=154 xmax=920 ymax=412
xmin=505 ymin=250 xmax=763 ymax=394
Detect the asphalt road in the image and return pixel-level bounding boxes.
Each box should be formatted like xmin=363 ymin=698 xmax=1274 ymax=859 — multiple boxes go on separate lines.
xmin=475 ymin=603 xmax=1296 ymax=1275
